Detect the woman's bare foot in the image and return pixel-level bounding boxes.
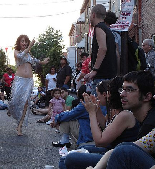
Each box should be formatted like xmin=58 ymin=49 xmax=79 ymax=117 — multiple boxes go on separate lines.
xmin=36 ymin=119 xmax=45 ymax=123
xmin=7 ymin=111 xmax=11 ymax=117
xmin=17 ymin=126 xmax=23 ymax=136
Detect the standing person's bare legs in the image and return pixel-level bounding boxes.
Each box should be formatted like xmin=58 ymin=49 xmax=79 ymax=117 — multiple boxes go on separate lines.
xmin=17 ymin=101 xmax=28 ymax=136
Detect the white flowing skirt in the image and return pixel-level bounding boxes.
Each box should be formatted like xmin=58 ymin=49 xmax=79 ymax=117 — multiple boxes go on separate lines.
xmin=9 ymin=76 xmax=34 ymax=125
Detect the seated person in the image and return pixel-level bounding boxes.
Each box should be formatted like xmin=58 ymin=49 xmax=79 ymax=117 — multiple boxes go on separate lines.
xmin=86 ymin=71 xmax=155 ymax=169
xmin=33 ymin=86 xmax=46 ymax=108
xmin=71 ymin=80 xmax=107 ymax=114
xmin=51 ymin=85 xmax=95 ymax=148
xmin=87 ymin=129 xmax=155 ymax=169
xmin=62 ymin=76 xmax=140 ymax=169
xmin=36 ymin=88 xmax=75 ymax=123
xmin=60 ymin=87 xmax=75 ymax=111
xmin=46 ymin=88 xmax=65 ymax=130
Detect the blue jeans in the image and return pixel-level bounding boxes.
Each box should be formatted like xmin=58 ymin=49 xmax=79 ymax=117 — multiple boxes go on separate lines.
xmin=59 ymin=154 xmax=101 ymax=169
xmin=107 ymin=142 xmax=155 ymax=169
xmin=59 ymin=145 xmax=108 ymax=169
xmin=65 ymin=152 xmax=102 ymax=169
xmin=59 ymin=156 xmax=67 ymax=169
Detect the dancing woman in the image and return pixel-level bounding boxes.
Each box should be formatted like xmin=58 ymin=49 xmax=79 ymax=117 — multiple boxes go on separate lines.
xmin=8 ymin=34 xmax=49 ymax=136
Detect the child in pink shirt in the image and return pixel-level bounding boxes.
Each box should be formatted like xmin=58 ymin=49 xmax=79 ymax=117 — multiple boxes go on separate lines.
xmin=49 ymin=88 xmax=65 ymax=132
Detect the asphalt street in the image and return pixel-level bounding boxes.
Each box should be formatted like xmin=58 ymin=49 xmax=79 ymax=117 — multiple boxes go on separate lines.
xmin=0 ymin=108 xmax=67 ymax=169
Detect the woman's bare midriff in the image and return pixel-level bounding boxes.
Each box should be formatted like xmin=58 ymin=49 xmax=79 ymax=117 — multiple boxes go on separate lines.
xmin=15 ymin=63 xmax=33 ymax=78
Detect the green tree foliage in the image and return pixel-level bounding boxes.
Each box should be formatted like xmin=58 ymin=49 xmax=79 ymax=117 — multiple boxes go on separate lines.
xmin=9 ymin=65 xmax=16 ymax=73
xmin=31 ymin=26 xmax=64 ymax=85
xmin=0 ymin=49 xmax=7 ymax=79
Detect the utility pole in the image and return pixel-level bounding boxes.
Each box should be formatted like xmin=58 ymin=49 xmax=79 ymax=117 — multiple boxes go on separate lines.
xmin=120 ymin=31 xmax=128 ymax=75
xmin=109 ymin=0 xmax=111 ymax=11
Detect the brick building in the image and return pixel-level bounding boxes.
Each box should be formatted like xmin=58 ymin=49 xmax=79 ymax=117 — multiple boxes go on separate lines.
xmin=128 ymin=0 xmax=155 ymax=45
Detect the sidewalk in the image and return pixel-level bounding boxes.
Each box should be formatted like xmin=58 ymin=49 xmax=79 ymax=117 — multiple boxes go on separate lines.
xmin=0 ymin=108 xmax=68 ymax=169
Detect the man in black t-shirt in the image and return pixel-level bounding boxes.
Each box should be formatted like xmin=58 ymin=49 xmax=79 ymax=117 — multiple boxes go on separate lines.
xmin=84 ymin=4 xmax=117 ymax=95
xmin=56 ymin=57 xmax=72 ymax=89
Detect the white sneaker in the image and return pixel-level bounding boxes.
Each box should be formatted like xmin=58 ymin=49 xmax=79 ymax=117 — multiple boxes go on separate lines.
xmin=55 ymin=129 xmax=60 ymax=133
xmin=46 ymin=120 xmax=53 ymax=125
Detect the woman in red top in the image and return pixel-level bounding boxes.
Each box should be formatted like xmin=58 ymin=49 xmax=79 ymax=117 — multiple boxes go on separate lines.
xmin=2 ymin=67 xmax=15 ymax=100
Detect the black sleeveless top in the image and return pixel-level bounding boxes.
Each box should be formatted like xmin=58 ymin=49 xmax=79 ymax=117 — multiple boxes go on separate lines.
xmin=110 ymin=119 xmax=140 ymax=148
xmin=92 ymin=22 xmax=117 ymax=79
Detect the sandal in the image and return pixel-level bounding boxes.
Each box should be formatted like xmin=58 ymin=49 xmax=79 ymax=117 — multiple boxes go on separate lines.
xmin=31 ymin=108 xmax=37 ymax=115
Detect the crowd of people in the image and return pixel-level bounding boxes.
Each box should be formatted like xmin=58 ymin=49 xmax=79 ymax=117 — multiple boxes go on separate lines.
xmin=0 ymin=3 xmax=155 ymax=169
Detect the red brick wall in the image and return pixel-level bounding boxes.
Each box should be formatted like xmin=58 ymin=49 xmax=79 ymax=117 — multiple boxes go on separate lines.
xmin=129 ymin=0 xmax=155 ymax=44
xmin=128 ymin=7 xmax=139 ymax=43
xmin=141 ymin=0 xmax=155 ymax=40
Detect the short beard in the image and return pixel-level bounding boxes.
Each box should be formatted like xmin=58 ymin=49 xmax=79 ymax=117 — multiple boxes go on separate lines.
xmin=61 ymin=63 xmax=65 ymax=67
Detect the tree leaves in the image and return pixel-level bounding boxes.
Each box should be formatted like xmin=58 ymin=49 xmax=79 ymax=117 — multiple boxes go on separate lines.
xmin=0 ymin=49 xmax=7 ymax=79
xmin=31 ymin=26 xmax=64 ymax=85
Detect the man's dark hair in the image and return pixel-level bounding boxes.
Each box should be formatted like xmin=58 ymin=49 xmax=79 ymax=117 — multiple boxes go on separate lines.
xmin=123 ymin=71 xmax=155 ymax=105
xmin=77 ymin=85 xmax=87 ymax=101
xmin=60 ymin=57 xmax=68 ymax=64
xmin=104 ymin=11 xmax=118 ymax=25
xmin=80 ymin=52 xmax=89 ymax=58
xmin=61 ymin=87 xmax=69 ymax=93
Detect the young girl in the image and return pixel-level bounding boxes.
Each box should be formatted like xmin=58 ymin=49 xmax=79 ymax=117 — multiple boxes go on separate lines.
xmin=37 ymin=89 xmax=65 ymax=125
xmin=48 ymin=88 xmax=65 ymax=132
